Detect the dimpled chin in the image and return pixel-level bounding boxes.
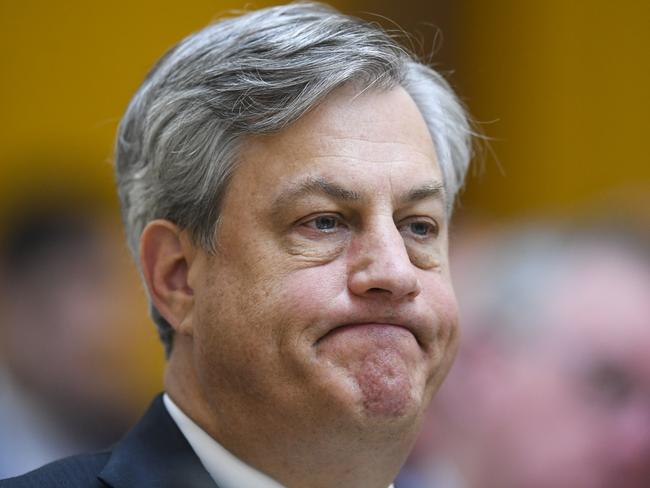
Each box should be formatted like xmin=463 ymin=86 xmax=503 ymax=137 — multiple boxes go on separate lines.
xmin=355 ymin=348 xmax=413 ymax=417
xmin=316 ymin=324 xmax=420 ymax=417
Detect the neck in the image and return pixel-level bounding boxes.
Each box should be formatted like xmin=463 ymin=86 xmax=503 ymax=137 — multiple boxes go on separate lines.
xmin=164 ymin=337 xmax=417 ymax=488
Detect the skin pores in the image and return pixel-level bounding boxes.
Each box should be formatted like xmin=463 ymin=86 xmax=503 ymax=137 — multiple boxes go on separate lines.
xmin=173 ymin=84 xmax=459 ymax=484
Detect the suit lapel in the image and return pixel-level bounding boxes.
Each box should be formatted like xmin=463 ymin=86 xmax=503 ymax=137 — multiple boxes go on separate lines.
xmin=98 ymin=394 xmax=217 ymax=488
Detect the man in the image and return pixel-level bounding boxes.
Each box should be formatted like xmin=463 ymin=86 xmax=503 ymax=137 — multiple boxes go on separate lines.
xmin=1 ymin=3 xmax=472 ymax=487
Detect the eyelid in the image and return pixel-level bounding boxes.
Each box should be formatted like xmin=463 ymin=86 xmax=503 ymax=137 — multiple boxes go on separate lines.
xmin=397 ymin=216 xmax=440 ymax=238
xmin=294 ymin=212 xmax=350 ymax=237
xmin=295 ymin=212 xmax=345 ymax=226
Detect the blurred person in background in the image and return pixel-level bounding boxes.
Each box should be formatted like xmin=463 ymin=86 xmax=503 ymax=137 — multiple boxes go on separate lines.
xmin=0 ymin=205 xmax=141 ymax=478
xmin=398 ymin=223 xmax=650 ymax=488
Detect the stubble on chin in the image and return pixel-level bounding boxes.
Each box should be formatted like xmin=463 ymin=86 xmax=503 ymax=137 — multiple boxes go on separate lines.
xmin=355 ymin=348 xmax=414 ymax=417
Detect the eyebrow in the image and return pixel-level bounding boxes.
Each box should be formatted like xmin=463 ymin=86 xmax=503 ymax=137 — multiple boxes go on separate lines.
xmin=271 ymin=176 xmax=362 ymax=213
xmin=270 ymin=176 xmax=445 ymax=220
xmin=402 ymin=182 xmax=446 ymax=204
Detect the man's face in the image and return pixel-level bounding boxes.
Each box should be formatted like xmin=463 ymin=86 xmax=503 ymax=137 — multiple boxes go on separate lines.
xmin=188 ymin=85 xmax=458 ymax=445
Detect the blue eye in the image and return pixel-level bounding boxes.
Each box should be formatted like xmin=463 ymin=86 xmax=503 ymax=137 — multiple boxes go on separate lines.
xmin=400 ymin=218 xmax=439 ymax=239
xmin=313 ymin=215 xmax=338 ymax=230
xmin=409 ymin=221 xmax=431 ymax=236
xmin=300 ymin=215 xmax=343 ymax=233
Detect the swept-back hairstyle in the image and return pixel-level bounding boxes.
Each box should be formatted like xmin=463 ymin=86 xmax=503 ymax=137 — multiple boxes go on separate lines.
xmin=115 ymin=2 xmax=473 ymax=355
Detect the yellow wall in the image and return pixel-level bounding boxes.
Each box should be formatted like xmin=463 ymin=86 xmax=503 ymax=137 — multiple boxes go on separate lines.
xmin=451 ymin=1 xmax=650 ymax=220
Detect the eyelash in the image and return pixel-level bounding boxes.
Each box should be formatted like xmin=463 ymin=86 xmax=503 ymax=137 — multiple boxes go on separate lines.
xmin=300 ymin=213 xmax=345 ymax=234
xmin=298 ymin=214 xmax=439 ymax=239
xmin=398 ymin=217 xmax=440 ymax=240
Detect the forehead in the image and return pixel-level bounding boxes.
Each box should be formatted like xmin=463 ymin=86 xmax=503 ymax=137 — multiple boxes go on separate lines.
xmin=542 ymin=250 xmax=650 ymax=365
xmin=231 ymin=85 xmax=441 ymax=197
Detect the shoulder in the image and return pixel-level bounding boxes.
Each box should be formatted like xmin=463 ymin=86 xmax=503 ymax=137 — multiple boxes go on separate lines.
xmin=0 ymin=451 xmax=111 ymax=488
xmin=0 ymin=394 xmax=212 ymax=488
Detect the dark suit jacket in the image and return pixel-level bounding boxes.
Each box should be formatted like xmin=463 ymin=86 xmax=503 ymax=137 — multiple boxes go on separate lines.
xmin=0 ymin=395 xmax=218 ymax=488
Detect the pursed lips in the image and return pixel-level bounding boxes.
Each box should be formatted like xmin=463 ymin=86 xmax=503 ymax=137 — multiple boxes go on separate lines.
xmin=316 ymin=320 xmax=428 ymax=349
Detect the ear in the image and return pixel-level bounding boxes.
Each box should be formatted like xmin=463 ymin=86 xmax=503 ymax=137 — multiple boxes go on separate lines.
xmin=140 ymin=220 xmax=197 ymax=336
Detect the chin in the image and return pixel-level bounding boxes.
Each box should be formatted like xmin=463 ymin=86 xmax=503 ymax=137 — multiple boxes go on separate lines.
xmin=351 ymin=391 xmax=428 ymax=446
xmin=357 ymin=369 xmax=418 ymax=418
xmin=306 ymin=334 xmax=435 ymax=431
xmin=332 ymin=364 xmax=430 ymax=431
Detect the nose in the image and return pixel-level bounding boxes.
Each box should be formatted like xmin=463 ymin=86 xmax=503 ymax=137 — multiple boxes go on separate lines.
xmin=347 ymin=218 xmax=421 ymax=301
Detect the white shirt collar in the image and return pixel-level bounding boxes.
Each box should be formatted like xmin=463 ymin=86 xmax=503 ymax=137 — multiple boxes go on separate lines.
xmin=164 ymin=393 xmax=284 ymax=488
xmin=164 ymin=393 xmax=394 ymax=488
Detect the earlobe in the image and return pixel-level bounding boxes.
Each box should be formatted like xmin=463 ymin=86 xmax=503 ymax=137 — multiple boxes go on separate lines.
xmin=140 ymin=220 xmax=196 ymax=336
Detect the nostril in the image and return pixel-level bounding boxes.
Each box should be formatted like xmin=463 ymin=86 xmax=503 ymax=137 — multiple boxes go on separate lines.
xmin=368 ymin=287 xmax=388 ymax=294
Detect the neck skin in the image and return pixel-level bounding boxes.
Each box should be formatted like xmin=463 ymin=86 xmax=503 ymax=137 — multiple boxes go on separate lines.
xmin=164 ymin=335 xmax=418 ymax=488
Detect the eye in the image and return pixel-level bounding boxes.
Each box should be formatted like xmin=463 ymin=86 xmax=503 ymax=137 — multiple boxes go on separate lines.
xmin=313 ymin=215 xmax=338 ymax=230
xmin=399 ymin=218 xmax=439 ymax=239
xmin=409 ymin=221 xmax=432 ymax=236
xmin=300 ymin=214 xmax=346 ymax=234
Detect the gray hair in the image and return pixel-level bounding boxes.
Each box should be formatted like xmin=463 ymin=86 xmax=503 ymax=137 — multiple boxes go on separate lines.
xmin=115 ymin=2 xmax=474 ymax=355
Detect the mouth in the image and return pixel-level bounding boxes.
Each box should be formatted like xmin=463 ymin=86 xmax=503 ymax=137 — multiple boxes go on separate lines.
xmin=316 ymin=322 xmax=423 ymax=348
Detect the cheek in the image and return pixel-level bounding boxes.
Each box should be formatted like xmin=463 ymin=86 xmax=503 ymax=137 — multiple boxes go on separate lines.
xmin=191 ymin=272 xmax=285 ymax=396
xmin=278 ymin=262 xmax=348 ymax=317
xmin=421 ymin=275 xmax=460 ymax=376
xmin=196 ymin=257 xmax=347 ymax=355
xmin=192 ymin=255 xmax=267 ymax=354
xmin=424 ymin=275 xmax=459 ymax=332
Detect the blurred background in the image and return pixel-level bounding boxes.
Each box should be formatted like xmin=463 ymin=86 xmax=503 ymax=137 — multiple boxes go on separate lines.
xmin=1 ymin=0 xmax=648 ymax=484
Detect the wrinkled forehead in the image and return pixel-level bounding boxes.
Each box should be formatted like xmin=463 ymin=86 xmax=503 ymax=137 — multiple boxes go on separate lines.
xmin=235 ymin=84 xmax=441 ymax=194
xmin=291 ymin=83 xmax=437 ymax=153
